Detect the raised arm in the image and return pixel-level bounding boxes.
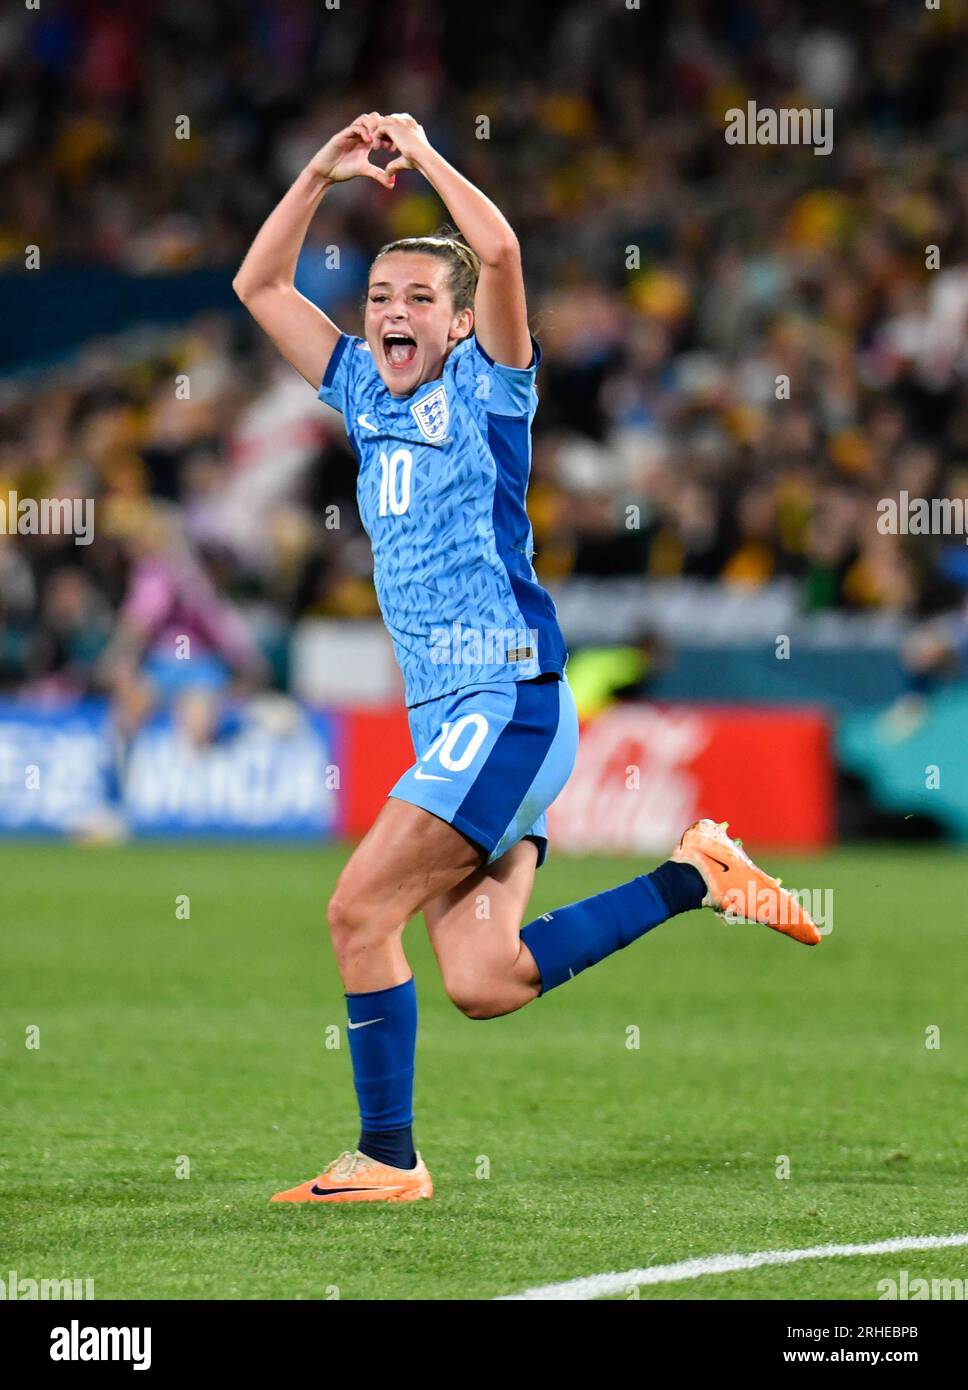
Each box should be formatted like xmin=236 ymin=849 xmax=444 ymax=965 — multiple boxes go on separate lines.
xmin=233 ymin=113 xmax=395 ymax=388
xmin=373 ymin=113 xmax=533 ymax=370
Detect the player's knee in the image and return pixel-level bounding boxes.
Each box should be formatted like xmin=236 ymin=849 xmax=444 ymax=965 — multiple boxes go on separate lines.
xmin=326 ymin=886 xmax=371 ymax=955
xmin=452 ymin=992 xmax=503 ymax=1021
xmin=445 ymin=974 xmax=506 ymax=1021
xmin=327 ymin=885 xmax=401 ymax=963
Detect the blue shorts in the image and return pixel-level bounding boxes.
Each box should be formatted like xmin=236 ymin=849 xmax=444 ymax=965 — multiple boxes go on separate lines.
xmin=389 ymin=676 xmax=579 ymax=867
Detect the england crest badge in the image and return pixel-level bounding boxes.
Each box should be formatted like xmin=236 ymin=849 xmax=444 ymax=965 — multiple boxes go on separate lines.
xmin=410 ymin=385 xmax=449 ymax=443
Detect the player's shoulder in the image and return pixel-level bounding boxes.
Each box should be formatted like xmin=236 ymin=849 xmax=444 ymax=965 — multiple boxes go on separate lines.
xmin=448 ymin=333 xmax=542 ymax=417
xmin=343 ymin=334 xmax=381 ymax=383
xmin=319 ymin=333 xmax=383 ymax=413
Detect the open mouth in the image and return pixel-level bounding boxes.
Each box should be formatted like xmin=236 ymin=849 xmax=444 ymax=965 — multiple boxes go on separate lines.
xmin=383 ymin=332 xmax=417 ymax=369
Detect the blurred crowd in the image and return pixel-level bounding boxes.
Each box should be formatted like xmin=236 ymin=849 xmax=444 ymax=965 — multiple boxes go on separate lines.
xmin=2 ymin=0 xmax=968 ymax=700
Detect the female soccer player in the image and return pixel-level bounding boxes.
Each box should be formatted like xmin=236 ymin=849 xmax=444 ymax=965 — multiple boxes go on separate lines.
xmin=233 ymin=111 xmax=820 ymax=1204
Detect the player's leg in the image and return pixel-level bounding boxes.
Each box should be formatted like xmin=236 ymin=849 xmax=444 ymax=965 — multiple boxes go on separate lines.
xmin=423 ymin=837 xmax=542 ymax=1019
xmin=515 ymin=819 xmax=821 ymax=1002
xmin=272 ymin=796 xmax=486 ymax=1204
xmin=418 ymin=678 xmax=711 ymax=1018
xmin=274 ymin=678 xmax=575 ymax=1201
xmin=425 ymin=832 xmax=710 ymax=1018
xmin=426 ymin=820 xmax=822 ymax=1022
xmin=326 ymin=793 xmax=484 ymax=993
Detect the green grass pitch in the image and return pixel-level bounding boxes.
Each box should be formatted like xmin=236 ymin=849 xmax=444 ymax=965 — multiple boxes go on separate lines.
xmin=3 ymin=841 xmax=967 ymax=1301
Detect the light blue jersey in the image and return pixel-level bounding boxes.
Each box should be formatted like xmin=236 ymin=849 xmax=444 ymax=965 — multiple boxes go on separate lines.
xmin=318 ymin=332 xmax=567 ymax=707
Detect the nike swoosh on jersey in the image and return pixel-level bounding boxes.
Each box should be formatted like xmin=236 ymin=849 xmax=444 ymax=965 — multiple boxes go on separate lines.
xmin=357 ymin=413 xmax=379 ymax=431
xmin=347 ymin=1017 xmax=384 ymax=1029
xmin=413 ymin=768 xmax=451 ymax=782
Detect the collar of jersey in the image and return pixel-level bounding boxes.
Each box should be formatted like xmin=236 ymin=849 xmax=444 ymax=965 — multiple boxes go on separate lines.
xmin=359 ymin=359 xmax=459 ymax=446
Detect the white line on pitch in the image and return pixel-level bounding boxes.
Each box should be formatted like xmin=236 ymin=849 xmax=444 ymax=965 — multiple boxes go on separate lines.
xmin=498 ymin=1232 xmax=968 ymax=1301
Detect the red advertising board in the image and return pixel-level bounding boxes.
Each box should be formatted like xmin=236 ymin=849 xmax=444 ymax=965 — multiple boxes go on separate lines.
xmin=549 ymin=703 xmax=833 ymax=853
xmin=340 ymin=705 xmax=414 ymax=837
xmin=339 ymin=702 xmax=834 ymax=852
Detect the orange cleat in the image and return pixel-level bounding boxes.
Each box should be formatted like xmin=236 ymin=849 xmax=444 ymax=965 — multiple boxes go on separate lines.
xmin=271 ymin=1149 xmax=433 ymax=1204
xmin=672 ymin=818 xmax=822 ymax=946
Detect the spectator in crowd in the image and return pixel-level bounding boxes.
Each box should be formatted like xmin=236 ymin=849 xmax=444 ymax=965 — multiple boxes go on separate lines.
xmin=1 ymin=0 xmax=967 ymax=701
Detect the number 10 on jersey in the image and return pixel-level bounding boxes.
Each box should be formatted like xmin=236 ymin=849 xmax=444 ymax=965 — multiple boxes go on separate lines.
xmin=378 ymin=447 xmax=413 ymax=516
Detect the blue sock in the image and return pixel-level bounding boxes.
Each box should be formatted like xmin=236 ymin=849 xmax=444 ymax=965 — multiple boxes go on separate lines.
xmin=346 ymin=979 xmax=418 ymax=1170
xmin=520 ymin=861 xmax=706 ymax=994
xmin=358 ymin=1124 xmax=415 ymax=1170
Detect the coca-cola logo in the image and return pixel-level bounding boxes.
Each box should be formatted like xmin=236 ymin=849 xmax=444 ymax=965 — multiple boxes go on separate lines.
xmin=550 ymin=706 xmax=711 ymax=853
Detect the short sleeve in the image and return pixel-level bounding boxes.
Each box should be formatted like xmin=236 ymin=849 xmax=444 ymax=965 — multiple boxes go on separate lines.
xmin=317 ymin=333 xmax=372 ymax=416
xmin=458 ymin=334 xmax=542 ymax=418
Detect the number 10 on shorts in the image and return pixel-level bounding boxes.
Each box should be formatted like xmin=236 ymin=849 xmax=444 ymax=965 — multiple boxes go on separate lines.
xmin=422 ymin=714 xmax=489 ymax=773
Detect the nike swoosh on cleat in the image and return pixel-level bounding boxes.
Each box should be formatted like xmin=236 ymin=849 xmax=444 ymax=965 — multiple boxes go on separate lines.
xmin=702 ymin=853 xmax=730 ymax=872
xmin=347 ymin=1017 xmax=384 ymax=1029
xmin=309 ymin=1184 xmax=399 ymax=1197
